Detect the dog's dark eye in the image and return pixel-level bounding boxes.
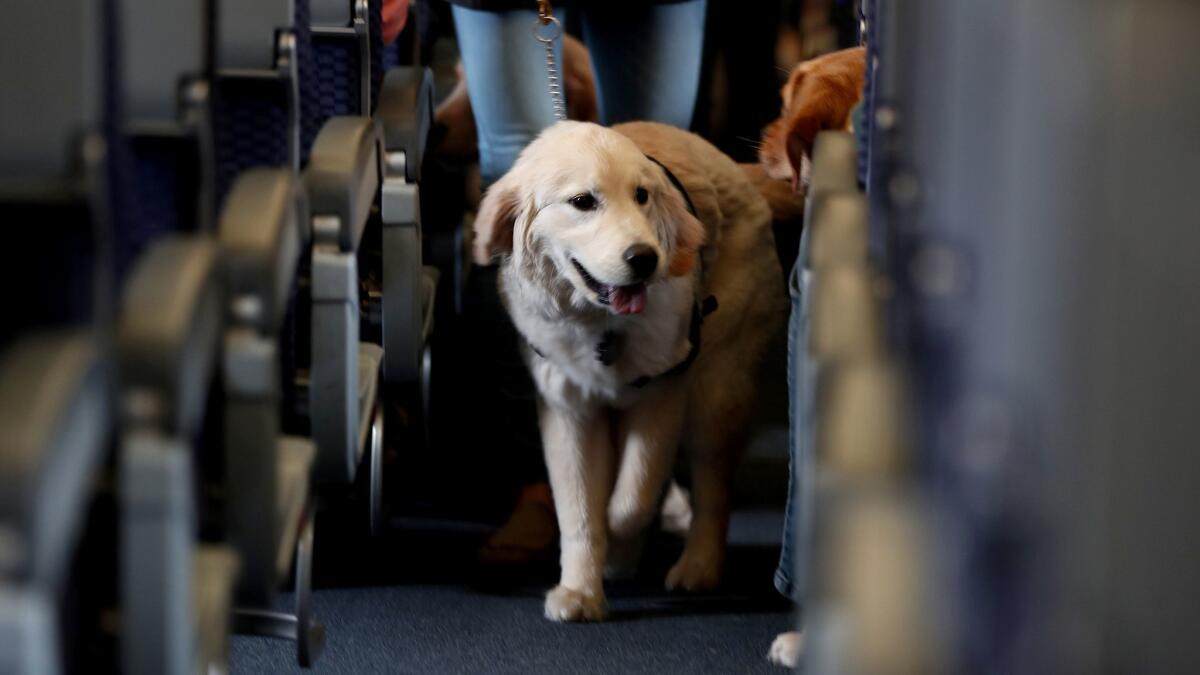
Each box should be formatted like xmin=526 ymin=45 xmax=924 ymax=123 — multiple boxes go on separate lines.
xmin=635 ymin=187 xmax=649 ymax=205
xmin=569 ymin=193 xmax=597 ymax=211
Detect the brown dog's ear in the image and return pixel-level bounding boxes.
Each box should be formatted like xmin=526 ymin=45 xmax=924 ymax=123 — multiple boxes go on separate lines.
xmin=472 ymin=181 xmax=520 ymax=265
xmin=654 ymin=184 xmax=706 ymax=277
xmin=668 ymin=214 xmax=705 ymax=276
xmin=785 ymin=124 xmax=812 ymax=190
xmin=784 ymin=83 xmax=851 ymax=168
xmin=782 ymin=46 xmax=867 ymax=183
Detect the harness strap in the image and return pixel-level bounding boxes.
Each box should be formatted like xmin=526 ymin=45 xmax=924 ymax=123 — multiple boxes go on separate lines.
xmin=629 ymin=295 xmax=718 ymax=389
xmin=626 ymin=155 xmax=711 ymax=387
xmin=644 ymin=154 xmax=698 ymax=216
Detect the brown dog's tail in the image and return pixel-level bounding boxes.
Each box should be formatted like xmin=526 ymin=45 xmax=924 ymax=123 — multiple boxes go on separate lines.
xmin=741 ymin=163 xmax=806 ymax=226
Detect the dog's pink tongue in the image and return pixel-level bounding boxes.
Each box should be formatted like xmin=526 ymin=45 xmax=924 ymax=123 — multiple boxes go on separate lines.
xmin=610 ymin=284 xmax=648 ymax=315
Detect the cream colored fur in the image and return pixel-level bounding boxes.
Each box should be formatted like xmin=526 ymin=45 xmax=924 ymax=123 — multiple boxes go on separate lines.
xmin=768 ymin=631 xmax=804 ymax=667
xmin=474 ymin=121 xmax=785 ymax=622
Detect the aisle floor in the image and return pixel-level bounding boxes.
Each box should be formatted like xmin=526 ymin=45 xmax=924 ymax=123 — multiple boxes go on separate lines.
xmin=231 ymin=510 xmax=794 ymax=674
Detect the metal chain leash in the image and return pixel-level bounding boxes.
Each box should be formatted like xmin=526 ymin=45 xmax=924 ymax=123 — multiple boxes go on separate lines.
xmin=534 ymin=0 xmax=567 ymax=121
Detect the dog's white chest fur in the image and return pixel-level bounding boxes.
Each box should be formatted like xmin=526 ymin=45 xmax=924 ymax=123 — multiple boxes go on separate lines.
xmin=504 ymin=274 xmax=695 ymax=406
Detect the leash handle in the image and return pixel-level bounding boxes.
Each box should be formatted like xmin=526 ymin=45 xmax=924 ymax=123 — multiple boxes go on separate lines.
xmin=533 ymin=2 xmax=567 ymax=121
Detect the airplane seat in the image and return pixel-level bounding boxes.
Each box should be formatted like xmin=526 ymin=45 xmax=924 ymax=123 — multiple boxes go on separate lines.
xmin=861 ymin=0 xmax=897 ymax=265
xmin=858 ymin=0 xmax=875 ymax=189
xmin=113 ymin=0 xmax=255 ymax=672
xmin=375 ymin=66 xmax=438 ymax=428
xmin=0 ymin=2 xmax=122 ymax=672
xmin=793 ymin=126 xmax=936 ymax=671
xmin=116 ymin=236 xmax=233 ymax=675
xmin=302 ymin=117 xmax=385 ymax=494
xmin=0 ymin=336 xmax=112 ymax=675
xmin=212 ymin=0 xmax=317 ymax=196
xmin=219 ymin=169 xmax=325 ymax=667
xmin=295 ymin=0 xmax=397 ymax=160
xmin=292 ymin=1 xmax=389 ymax=521
xmin=298 ymin=0 xmax=440 ymax=515
xmin=209 ymin=0 xmax=329 ymax=665
xmin=785 ymin=131 xmax=865 ymax=615
xmin=310 ymin=0 xmax=372 ymax=121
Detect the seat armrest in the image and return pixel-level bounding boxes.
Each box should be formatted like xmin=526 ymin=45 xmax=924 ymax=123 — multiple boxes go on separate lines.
xmin=376 ymin=67 xmax=433 ymax=183
xmin=305 ymin=117 xmax=382 ymax=253
xmin=219 ymin=168 xmax=310 ymax=335
xmin=0 ymin=333 xmax=110 ymax=587
xmin=275 ymin=436 xmax=315 ymax=576
xmin=118 ymin=236 xmax=221 ymax=437
xmin=810 ymin=131 xmax=860 ymax=196
xmin=0 ymin=588 xmax=59 ymax=673
xmin=194 ymin=546 xmax=240 ymax=673
xmin=809 ymin=192 xmax=869 ymax=270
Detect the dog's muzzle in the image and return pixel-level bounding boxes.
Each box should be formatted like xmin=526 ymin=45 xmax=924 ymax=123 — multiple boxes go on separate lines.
xmin=571 ymin=258 xmax=648 ymax=315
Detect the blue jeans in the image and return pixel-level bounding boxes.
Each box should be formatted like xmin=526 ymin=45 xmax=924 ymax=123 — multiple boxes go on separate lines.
xmin=451 ymin=1 xmax=707 ymax=184
xmin=776 ymin=226 xmax=814 ymax=607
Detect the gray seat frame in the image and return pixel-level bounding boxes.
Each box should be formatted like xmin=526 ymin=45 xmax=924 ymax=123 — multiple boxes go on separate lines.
xmin=376 ymin=67 xmax=437 ymax=394
xmin=219 ymin=167 xmax=325 ymax=666
xmin=305 ymin=117 xmax=385 ymax=486
xmin=117 ymin=236 xmax=232 ymax=675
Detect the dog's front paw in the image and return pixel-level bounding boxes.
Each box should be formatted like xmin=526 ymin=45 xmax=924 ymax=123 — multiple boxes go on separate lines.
xmin=544 ymin=585 xmax=608 ymax=622
xmin=665 ymin=548 xmax=722 ymax=592
xmin=767 ymin=631 xmax=804 ymax=668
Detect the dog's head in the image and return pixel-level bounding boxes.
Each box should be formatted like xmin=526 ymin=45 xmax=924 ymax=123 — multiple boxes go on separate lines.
xmin=760 ymin=47 xmax=867 ymax=189
xmin=473 ymin=121 xmax=705 ymax=316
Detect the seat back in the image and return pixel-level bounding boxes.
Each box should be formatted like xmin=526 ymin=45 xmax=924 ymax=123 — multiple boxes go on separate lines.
xmin=118 ymin=0 xmax=216 ymax=280
xmin=311 ymin=0 xmax=372 ymax=121
xmin=0 ymin=0 xmax=118 ymax=345
xmin=212 ymin=0 xmax=318 ymax=198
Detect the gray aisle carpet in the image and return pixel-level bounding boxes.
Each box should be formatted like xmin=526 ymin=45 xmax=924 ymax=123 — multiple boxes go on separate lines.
xmin=231 ymin=510 xmax=795 ymax=674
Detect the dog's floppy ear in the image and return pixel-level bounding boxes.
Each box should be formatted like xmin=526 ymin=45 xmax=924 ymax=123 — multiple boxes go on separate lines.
xmin=473 ymin=178 xmax=521 ymax=265
xmin=782 ymin=47 xmax=867 ymax=185
xmin=783 ymin=88 xmax=847 ymax=175
xmin=653 ymin=182 xmax=706 ymax=277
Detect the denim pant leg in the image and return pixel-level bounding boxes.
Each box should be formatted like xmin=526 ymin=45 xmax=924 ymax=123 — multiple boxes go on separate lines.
xmin=579 ymin=0 xmax=708 ymax=128
xmin=776 ymin=227 xmax=814 ymax=608
xmin=453 ymin=1 xmax=707 ymax=185
xmin=450 ymin=6 xmax=564 ymax=185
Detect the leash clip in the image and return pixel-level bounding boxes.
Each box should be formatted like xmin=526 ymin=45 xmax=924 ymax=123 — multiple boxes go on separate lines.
xmin=532 ymin=14 xmax=562 ymax=44
xmin=532 ymin=0 xmax=567 ymax=120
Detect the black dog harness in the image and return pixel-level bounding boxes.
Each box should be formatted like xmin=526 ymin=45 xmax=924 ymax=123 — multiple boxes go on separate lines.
xmin=529 ymin=155 xmax=718 ymax=388
xmin=626 ymin=294 xmax=718 ymax=388
xmin=645 ymin=155 xmax=698 ymax=217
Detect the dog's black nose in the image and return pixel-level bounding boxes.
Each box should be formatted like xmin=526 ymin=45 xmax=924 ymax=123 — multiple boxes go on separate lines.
xmin=624 ymin=244 xmax=658 ymax=281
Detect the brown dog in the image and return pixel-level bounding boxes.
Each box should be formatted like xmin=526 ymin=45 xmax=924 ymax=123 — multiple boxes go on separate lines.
xmin=759 ymin=47 xmax=867 ymax=190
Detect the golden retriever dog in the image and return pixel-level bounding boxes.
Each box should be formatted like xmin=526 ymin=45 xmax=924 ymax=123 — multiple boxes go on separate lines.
xmin=760 ymin=46 xmax=867 ymax=189
xmin=473 ymin=120 xmax=786 ymax=621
